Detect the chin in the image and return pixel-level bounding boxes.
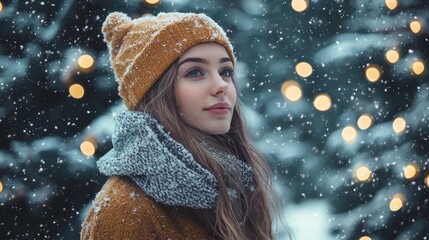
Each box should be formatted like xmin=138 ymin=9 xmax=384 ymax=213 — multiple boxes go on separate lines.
xmin=206 ymin=126 xmax=230 ymax=135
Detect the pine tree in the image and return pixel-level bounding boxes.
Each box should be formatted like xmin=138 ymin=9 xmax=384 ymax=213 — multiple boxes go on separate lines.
xmin=0 ymin=0 xmax=139 ymax=238
xmin=246 ymin=0 xmax=428 ymax=239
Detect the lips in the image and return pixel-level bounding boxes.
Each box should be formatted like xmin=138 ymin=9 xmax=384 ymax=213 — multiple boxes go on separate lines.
xmin=204 ymin=102 xmax=231 ymax=115
xmin=204 ymin=102 xmax=231 ymax=110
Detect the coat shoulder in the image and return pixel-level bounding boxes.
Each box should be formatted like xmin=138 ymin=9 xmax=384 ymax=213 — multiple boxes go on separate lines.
xmin=80 ymin=176 xmax=171 ymax=239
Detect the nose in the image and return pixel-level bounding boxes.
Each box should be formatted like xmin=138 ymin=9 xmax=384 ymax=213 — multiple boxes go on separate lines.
xmin=211 ymin=73 xmax=228 ymax=96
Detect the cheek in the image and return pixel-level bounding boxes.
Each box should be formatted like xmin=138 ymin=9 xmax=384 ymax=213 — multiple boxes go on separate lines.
xmin=229 ymin=84 xmax=237 ymax=104
xmin=175 ymin=84 xmax=199 ymax=112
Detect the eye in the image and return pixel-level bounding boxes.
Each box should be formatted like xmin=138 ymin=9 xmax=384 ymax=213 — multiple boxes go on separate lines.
xmin=220 ymin=68 xmax=234 ymax=78
xmin=185 ymin=68 xmax=203 ymax=78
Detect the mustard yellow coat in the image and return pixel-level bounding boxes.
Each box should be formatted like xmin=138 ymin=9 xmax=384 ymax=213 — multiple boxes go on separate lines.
xmin=81 ymin=176 xmax=218 ymax=240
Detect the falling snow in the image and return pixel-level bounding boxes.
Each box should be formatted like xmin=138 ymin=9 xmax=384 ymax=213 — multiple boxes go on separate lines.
xmin=1 ymin=0 xmax=429 ymax=239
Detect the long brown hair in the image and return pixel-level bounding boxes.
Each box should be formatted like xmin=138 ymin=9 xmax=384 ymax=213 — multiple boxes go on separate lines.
xmin=138 ymin=59 xmax=280 ymax=239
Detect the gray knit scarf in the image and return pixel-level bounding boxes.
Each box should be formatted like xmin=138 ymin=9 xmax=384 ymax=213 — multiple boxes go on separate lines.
xmin=97 ymin=110 xmax=254 ymax=209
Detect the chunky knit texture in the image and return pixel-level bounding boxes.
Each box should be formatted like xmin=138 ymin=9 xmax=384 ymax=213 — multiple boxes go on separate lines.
xmin=97 ymin=111 xmax=254 ymax=209
xmin=102 ymin=12 xmax=236 ymax=110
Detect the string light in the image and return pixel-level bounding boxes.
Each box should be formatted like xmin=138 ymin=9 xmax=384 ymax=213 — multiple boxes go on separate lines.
xmin=385 ymin=0 xmax=398 ymax=10
xmin=313 ymin=94 xmax=332 ymax=111
xmin=365 ymin=65 xmax=382 ymax=83
xmin=342 ymin=126 xmax=358 ymax=144
xmin=291 ymin=0 xmax=309 ymax=13
xmin=357 ymin=114 xmax=373 ymax=130
xmin=389 ymin=193 xmax=404 ymax=212
xmin=411 ymin=60 xmax=425 ymax=75
xmin=404 ymin=164 xmax=419 ymax=180
xmin=355 ymin=166 xmax=371 ymax=182
xmin=385 ymin=49 xmax=400 ymax=64
xmin=409 ymin=20 xmax=422 ymax=34
xmin=281 ymin=80 xmax=303 ymax=102
xmin=69 ymin=83 xmax=85 ymax=99
xmin=80 ymin=140 xmax=96 ymax=157
xmin=295 ymin=62 xmax=313 ymax=78
xmin=359 ymin=236 xmax=371 ymax=240
xmin=77 ymin=54 xmax=94 ymax=72
xmin=392 ymin=117 xmax=406 ymax=134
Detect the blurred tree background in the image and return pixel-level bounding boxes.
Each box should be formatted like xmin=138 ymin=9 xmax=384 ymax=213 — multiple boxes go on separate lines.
xmin=0 ymin=0 xmax=428 ymax=239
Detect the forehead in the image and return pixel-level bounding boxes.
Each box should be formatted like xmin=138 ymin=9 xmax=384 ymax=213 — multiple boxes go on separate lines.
xmin=179 ymin=43 xmax=229 ymax=61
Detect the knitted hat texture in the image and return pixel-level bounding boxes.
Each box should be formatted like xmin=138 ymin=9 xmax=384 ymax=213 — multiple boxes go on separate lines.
xmin=102 ymin=12 xmax=236 ymax=110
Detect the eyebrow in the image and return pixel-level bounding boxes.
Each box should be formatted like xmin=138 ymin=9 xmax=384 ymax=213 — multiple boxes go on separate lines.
xmin=177 ymin=57 xmax=232 ymax=68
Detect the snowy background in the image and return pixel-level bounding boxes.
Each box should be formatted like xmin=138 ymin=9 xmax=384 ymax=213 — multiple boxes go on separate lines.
xmin=0 ymin=0 xmax=428 ymax=239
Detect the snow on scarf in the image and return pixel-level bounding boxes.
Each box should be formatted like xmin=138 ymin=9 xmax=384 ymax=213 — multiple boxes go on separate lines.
xmin=97 ymin=110 xmax=254 ymax=209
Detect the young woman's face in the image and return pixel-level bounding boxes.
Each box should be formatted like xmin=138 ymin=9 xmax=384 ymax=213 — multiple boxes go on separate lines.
xmin=175 ymin=43 xmax=237 ymax=135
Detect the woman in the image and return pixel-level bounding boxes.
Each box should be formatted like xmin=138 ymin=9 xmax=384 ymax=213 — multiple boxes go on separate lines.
xmin=81 ymin=11 xmax=282 ymax=240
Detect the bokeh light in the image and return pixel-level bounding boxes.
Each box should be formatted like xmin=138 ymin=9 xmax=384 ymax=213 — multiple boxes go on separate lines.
xmin=359 ymin=236 xmax=371 ymax=240
xmin=385 ymin=49 xmax=400 ymax=64
xmin=80 ymin=141 xmax=96 ymax=157
xmin=365 ymin=65 xmax=382 ymax=82
xmin=291 ymin=0 xmax=309 ymax=12
xmin=357 ymin=114 xmax=373 ymax=130
xmin=144 ymin=0 xmax=161 ymax=6
xmin=295 ymin=62 xmax=313 ymax=78
xmin=69 ymin=83 xmax=85 ymax=99
xmin=78 ymin=54 xmax=94 ymax=70
xmin=342 ymin=126 xmax=358 ymax=144
xmin=411 ymin=60 xmax=425 ymax=75
xmin=355 ymin=166 xmax=372 ymax=182
xmin=409 ymin=20 xmax=422 ymax=34
xmin=281 ymin=80 xmax=302 ymax=102
xmin=392 ymin=117 xmax=406 ymax=134
xmin=313 ymin=94 xmax=332 ymax=111
xmin=385 ymin=0 xmax=398 ymax=10
xmin=404 ymin=164 xmax=419 ymax=180
xmin=0 ymin=180 xmax=3 ymax=193
xmin=0 ymin=2 xmax=3 ymax=13
xmin=389 ymin=193 xmax=404 ymax=211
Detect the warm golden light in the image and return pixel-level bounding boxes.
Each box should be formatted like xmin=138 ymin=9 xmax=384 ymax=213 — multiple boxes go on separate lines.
xmin=389 ymin=193 xmax=404 ymax=211
xmin=359 ymin=236 xmax=371 ymax=240
xmin=410 ymin=20 xmax=422 ymax=34
xmin=78 ymin=54 xmax=94 ymax=70
xmin=146 ymin=0 xmax=160 ymax=4
xmin=295 ymin=62 xmax=313 ymax=78
xmin=385 ymin=49 xmax=400 ymax=64
xmin=0 ymin=180 xmax=3 ymax=193
xmin=392 ymin=117 xmax=406 ymax=134
xmin=355 ymin=166 xmax=371 ymax=182
xmin=385 ymin=0 xmax=398 ymax=10
xmin=404 ymin=164 xmax=419 ymax=179
xmin=291 ymin=0 xmax=309 ymax=12
xmin=0 ymin=2 xmax=3 ymax=13
xmin=342 ymin=126 xmax=358 ymax=144
xmin=69 ymin=83 xmax=85 ymax=99
xmin=80 ymin=141 xmax=96 ymax=157
xmin=281 ymin=80 xmax=302 ymax=102
xmin=365 ymin=65 xmax=382 ymax=83
xmin=357 ymin=114 xmax=373 ymax=130
xmin=313 ymin=94 xmax=332 ymax=111
xmin=286 ymin=85 xmax=302 ymax=101
xmin=411 ymin=60 xmax=425 ymax=75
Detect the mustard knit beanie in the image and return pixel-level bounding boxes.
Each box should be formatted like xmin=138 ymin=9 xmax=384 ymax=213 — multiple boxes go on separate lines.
xmin=102 ymin=12 xmax=236 ymax=110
